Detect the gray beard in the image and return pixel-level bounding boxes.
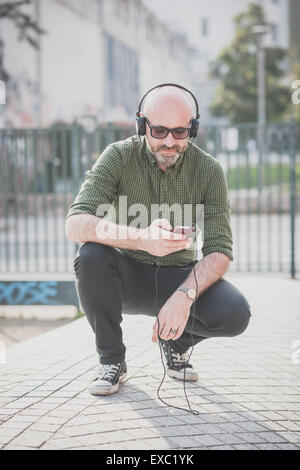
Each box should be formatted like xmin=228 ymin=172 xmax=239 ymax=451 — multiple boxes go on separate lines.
xmin=145 ymin=138 xmax=186 ymax=169
xmin=154 ymin=150 xmax=182 ymax=168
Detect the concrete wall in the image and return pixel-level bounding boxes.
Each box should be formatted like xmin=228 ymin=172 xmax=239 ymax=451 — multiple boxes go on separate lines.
xmin=0 ymin=0 xmax=196 ymax=128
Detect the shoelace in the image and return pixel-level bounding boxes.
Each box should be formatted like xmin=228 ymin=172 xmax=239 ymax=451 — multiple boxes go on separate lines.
xmin=161 ymin=341 xmax=189 ymax=367
xmin=101 ymin=363 xmax=120 ymax=381
xmin=171 ymin=351 xmax=189 ymax=366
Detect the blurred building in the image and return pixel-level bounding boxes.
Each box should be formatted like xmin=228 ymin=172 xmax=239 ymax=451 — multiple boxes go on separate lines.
xmin=0 ymin=0 xmax=198 ymax=128
xmin=289 ymin=0 xmax=300 ymax=63
xmin=143 ymin=0 xmax=292 ymax=124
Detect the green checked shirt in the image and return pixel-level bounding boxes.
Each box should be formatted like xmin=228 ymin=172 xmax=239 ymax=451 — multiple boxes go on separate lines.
xmin=66 ymin=135 xmax=233 ymax=266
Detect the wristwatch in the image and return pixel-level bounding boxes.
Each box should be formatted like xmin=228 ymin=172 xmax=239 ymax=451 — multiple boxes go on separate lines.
xmin=176 ymin=286 xmax=196 ymax=301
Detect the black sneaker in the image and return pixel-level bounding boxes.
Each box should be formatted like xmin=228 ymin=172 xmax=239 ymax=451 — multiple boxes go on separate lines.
xmin=159 ymin=339 xmax=198 ymax=382
xmin=88 ymin=361 xmax=127 ymax=396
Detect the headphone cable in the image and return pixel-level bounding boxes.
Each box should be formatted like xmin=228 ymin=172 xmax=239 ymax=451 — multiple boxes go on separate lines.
xmin=154 ymin=252 xmax=200 ymax=415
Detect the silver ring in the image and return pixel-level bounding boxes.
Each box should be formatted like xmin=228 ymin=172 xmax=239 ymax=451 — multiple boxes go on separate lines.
xmin=169 ymin=328 xmax=178 ymax=334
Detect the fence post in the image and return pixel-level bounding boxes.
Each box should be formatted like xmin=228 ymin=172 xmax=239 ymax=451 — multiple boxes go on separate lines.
xmin=289 ymin=119 xmax=296 ymax=279
xmin=71 ymin=122 xmax=80 ymax=198
xmin=71 ymin=122 xmax=81 ymax=258
xmin=107 ymin=122 xmax=115 ymax=145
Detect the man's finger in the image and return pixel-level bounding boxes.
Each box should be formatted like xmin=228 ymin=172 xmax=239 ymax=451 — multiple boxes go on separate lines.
xmin=152 ymin=319 xmax=164 ymax=342
xmin=158 ymin=323 xmax=165 ymax=337
xmin=152 ymin=321 xmax=158 ymax=342
xmin=172 ymin=327 xmax=184 ymax=341
xmin=160 ymin=325 xmax=173 ymax=340
xmin=165 ymin=327 xmax=180 ymax=339
xmin=156 ymin=219 xmax=172 ymax=231
xmin=166 ymin=238 xmax=193 ymax=247
xmin=161 ymin=229 xmax=187 ymax=241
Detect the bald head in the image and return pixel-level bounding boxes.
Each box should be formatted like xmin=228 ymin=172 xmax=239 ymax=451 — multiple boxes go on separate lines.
xmin=141 ymin=85 xmax=196 ymax=171
xmin=142 ymin=85 xmax=195 ymax=126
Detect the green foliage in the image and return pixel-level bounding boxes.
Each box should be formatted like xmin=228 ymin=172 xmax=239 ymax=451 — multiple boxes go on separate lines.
xmin=226 ymin=163 xmax=300 ymax=191
xmin=76 ymin=309 xmax=85 ymax=319
xmin=291 ymin=62 xmax=300 ymax=122
xmin=210 ymin=3 xmax=290 ymax=124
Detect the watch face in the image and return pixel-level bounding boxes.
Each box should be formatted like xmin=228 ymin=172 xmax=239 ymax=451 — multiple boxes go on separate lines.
xmin=188 ymin=289 xmax=196 ymax=300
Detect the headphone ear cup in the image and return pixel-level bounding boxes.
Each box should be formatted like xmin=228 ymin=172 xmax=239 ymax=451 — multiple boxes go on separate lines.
xmin=190 ymin=119 xmax=199 ymax=138
xmin=136 ymin=116 xmax=146 ymax=136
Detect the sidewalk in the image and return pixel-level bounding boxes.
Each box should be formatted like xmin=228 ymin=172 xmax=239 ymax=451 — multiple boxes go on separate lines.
xmin=0 ymin=274 xmax=300 ymax=450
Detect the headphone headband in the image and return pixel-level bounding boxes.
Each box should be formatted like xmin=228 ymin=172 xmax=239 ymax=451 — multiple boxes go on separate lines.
xmin=136 ymin=82 xmax=200 ymax=119
xmin=135 ymin=83 xmax=200 ymax=139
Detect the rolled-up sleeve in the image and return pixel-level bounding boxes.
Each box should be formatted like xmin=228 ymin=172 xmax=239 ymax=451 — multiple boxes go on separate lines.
xmin=202 ymin=161 xmax=233 ymax=261
xmin=66 ymin=144 xmax=124 ymax=219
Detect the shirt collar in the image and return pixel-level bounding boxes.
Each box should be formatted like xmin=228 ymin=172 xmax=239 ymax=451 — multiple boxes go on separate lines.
xmin=144 ymin=137 xmax=157 ymax=166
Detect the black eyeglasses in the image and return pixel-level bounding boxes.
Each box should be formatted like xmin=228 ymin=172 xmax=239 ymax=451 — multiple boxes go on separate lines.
xmin=145 ymin=118 xmax=191 ymax=140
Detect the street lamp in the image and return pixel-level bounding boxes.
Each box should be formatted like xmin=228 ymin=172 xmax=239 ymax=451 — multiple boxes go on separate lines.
xmin=252 ymin=24 xmax=272 ymax=191
xmin=0 ymin=36 xmax=4 ymax=79
xmin=0 ymin=37 xmax=6 ymax=107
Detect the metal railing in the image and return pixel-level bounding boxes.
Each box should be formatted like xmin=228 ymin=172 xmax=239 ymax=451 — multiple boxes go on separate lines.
xmin=0 ymin=122 xmax=299 ymax=277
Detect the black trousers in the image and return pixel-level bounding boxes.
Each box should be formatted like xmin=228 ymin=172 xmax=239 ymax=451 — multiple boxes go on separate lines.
xmin=74 ymin=242 xmax=251 ymax=365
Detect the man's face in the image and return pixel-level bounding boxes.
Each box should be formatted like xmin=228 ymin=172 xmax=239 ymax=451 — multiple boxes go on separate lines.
xmin=144 ymin=107 xmax=192 ymax=169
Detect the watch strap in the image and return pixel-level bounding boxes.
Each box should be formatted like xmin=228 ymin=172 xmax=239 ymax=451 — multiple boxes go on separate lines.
xmin=177 ymin=286 xmax=190 ymax=294
xmin=176 ymin=285 xmax=196 ymax=300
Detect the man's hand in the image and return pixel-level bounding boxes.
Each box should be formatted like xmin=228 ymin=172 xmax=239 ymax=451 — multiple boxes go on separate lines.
xmin=140 ymin=218 xmax=193 ymax=257
xmin=152 ymin=291 xmax=193 ymax=343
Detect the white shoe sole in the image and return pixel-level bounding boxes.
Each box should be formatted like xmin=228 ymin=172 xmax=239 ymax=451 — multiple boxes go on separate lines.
xmin=88 ymin=372 xmax=127 ymax=396
xmin=167 ymin=369 xmax=198 ymax=382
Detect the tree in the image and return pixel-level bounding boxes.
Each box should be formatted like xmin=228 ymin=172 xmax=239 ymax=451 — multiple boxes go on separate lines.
xmin=291 ymin=63 xmax=300 ymax=123
xmin=0 ymin=0 xmax=45 ymax=80
xmin=210 ymin=3 xmax=290 ymax=124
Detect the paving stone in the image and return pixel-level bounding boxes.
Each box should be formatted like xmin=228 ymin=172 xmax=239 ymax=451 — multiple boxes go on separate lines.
xmin=274 ymin=443 xmax=300 ymax=450
xmin=277 ymin=420 xmax=300 ymax=431
xmin=28 ymin=423 xmax=63 ymax=433
xmin=140 ymin=438 xmax=171 ymax=450
xmin=0 ymin=428 xmax=24 ymax=445
xmin=237 ymin=421 xmax=270 ymax=432
xmin=191 ymin=434 xmax=224 ymax=447
xmin=65 ymin=433 xmax=108 ymax=447
xmin=150 ymin=416 xmax=185 ymax=427
xmin=2 ymin=444 xmax=40 ymax=450
xmin=167 ymin=435 xmax=202 ymax=448
xmin=33 ymin=416 xmax=68 ymax=425
xmin=236 ymin=432 xmax=269 ymax=444
xmin=253 ymin=444 xmax=281 ymax=450
xmin=262 ymin=421 xmax=289 ymax=431
xmin=44 ymin=437 xmax=83 ymax=450
xmin=96 ymin=430 xmax=137 ymax=444
xmin=8 ymin=430 xmax=53 ymax=448
xmin=214 ymin=422 xmax=248 ymax=434
xmin=0 ymin=420 xmax=30 ymax=430
xmin=232 ymin=444 xmax=259 ymax=450
xmin=212 ymin=433 xmax=248 ymax=445
xmin=210 ymin=445 xmax=235 ymax=450
xmin=256 ymin=431 xmax=288 ymax=443
xmin=275 ymin=431 xmax=300 ymax=443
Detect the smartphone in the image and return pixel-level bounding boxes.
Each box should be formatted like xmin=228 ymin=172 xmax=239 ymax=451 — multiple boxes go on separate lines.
xmin=173 ymin=225 xmax=195 ymax=237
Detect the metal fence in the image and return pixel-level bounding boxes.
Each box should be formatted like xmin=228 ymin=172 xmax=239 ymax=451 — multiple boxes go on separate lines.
xmin=0 ymin=122 xmax=299 ymax=278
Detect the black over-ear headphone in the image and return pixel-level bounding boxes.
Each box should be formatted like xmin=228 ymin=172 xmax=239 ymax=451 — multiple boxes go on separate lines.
xmin=135 ymin=83 xmax=200 ymax=139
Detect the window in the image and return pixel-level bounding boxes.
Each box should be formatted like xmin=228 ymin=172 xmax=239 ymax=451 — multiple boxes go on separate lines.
xmin=201 ymin=18 xmax=209 ymax=36
xmin=272 ymin=24 xmax=278 ymax=43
